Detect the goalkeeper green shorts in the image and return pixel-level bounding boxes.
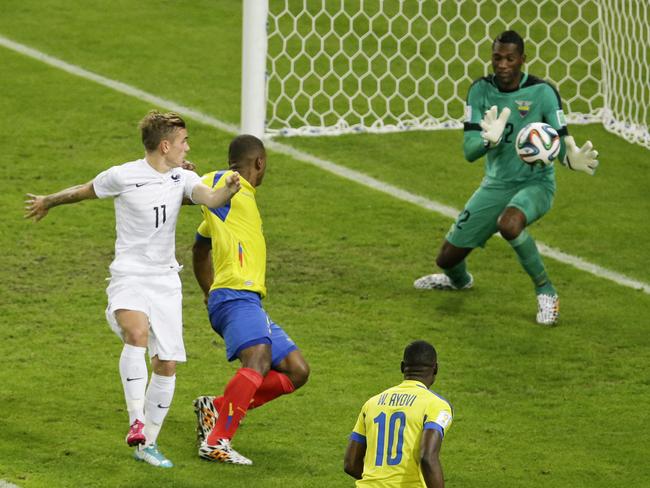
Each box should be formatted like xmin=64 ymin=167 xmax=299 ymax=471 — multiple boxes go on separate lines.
xmin=446 ymin=178 xmax=555 ymax=249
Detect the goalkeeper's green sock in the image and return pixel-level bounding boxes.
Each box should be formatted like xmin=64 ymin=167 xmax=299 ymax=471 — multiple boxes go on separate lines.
xmin=508 ymin=230 xmax=556 ymax=295
xmin=444 ymin=260 xmax=472 ymax=288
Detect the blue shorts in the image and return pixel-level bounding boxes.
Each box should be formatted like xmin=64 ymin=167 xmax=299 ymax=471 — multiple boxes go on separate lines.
xmin=207 ymin=289 xmax=298 ymax=366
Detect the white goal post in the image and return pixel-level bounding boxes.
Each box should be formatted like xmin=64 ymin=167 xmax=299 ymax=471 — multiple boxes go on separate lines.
xmin=241 ymin=0 xmax=649 ymax=149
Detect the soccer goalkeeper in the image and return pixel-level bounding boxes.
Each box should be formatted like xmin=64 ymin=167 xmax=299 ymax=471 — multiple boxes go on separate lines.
xmin=414 ymin=30 xmax=599 ymax=325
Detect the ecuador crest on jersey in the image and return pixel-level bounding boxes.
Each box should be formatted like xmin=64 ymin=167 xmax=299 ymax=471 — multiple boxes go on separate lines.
xmin=516 ymin=100 xmax=532 ymax=117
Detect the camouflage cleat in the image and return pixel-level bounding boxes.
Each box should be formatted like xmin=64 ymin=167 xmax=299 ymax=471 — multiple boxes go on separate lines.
xmin=199 ymin=438 xmax=253 ymax=465
xmin=193 ymin=396 xmax=218 ymax=444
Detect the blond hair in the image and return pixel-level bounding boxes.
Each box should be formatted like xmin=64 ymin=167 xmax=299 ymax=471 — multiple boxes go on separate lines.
xmin=139 ymin=110 xmax=186 ymax=152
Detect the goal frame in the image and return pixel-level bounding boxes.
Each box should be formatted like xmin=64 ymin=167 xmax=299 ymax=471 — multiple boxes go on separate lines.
xmin=241 ymin=0 xmax=649 ymax=149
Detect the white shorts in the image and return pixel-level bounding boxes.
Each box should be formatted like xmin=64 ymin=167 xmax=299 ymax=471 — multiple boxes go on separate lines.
xmin=105 ymin=272 xmax=186 ymax=362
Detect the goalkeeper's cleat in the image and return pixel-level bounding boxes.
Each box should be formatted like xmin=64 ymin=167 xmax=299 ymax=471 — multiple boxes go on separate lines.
xmin=199 ymin=438 xmax=253 ymax=465
xmin=125 ymin=419 xmax=146 ymax=447
xmin=193 ymin=396 xmax=218 ymax=445
xmin=133 ymin=443 xmax=173 ymax=468
xmin=536 ymin=294 xmax=559 ymax=326
xmin=413 ymin=273 xmax=473 ymax=291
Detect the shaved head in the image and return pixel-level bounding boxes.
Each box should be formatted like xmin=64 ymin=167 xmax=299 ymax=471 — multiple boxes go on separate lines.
xmin=403 ymin=340 xmax=437 ymax=368
xmin=228 ymin=134 xmax=266 ymax=169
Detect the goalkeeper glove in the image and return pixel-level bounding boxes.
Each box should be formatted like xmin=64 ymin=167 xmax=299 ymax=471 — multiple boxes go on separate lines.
xmin=563 ymin=136 xmax=599 ymax=175
xmin=480 ymin=105 xmax=511 ymax=148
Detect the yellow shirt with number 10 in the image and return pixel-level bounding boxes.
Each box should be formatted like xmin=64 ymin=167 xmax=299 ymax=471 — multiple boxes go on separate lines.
xmin=350 ymin=380 xmax=453 ymax=487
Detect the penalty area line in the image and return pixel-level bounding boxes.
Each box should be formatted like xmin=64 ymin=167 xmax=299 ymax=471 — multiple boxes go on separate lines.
xmin=1 ymin=34 xmax=648 ymax=295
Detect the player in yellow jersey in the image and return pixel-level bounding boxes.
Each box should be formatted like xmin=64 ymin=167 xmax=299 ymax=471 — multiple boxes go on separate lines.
xmin=191 ymin=135 xmax=310 ymax=465
xmin=344 ymin=341 xmax=452 ymax=487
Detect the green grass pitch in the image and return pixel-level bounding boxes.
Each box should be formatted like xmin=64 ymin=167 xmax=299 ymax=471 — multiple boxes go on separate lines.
xmin=1 ymin=1 xmax=649 ymax=487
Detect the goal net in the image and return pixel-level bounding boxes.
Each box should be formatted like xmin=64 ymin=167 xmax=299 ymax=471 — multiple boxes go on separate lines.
xmin=243 ymin=0 xmax=649 ymax=149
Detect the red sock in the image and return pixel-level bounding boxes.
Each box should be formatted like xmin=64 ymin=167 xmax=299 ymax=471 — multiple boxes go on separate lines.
xmin=212 ymin=369 xmax=296 ymax=412
xmin=250 ymin=370 xmax=295 ymax=408
xmin=212 ymin=371 xmax=295 ymax=411
xmin=212 ymin=396 xmax=224 ymax=412
xmin=207 ymin=368 xmax=263 ymax=443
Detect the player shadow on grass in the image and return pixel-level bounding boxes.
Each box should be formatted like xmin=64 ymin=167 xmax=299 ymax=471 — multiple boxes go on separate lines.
xmin=423 ymin=287 xmax=474 ymax=316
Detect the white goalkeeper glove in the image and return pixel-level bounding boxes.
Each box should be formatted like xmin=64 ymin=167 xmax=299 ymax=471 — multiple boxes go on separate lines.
xmin=479 ymin=105 xmax=511 ymax=148
xmin=563 ymin=136 xmax=599 ymax=175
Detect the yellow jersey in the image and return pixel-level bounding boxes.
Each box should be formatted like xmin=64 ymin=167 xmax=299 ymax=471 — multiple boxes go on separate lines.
xmin=351 ymin=380 xmax=453 ymax=487
xmin=196 ymin=170 xmax=267 ymax=297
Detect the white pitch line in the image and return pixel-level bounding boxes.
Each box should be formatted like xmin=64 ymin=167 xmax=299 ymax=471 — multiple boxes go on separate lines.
xmin=2 ymin=34 xmax=648 ymax=295
xmin=0 ymin=35 xmax=239 ymax=136
xmin=0 ymin=481 xmax=21 ymax=488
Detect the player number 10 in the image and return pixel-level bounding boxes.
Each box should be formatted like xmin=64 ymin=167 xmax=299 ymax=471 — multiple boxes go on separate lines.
xmin=373 ymin=411 xmax=406 ymax=466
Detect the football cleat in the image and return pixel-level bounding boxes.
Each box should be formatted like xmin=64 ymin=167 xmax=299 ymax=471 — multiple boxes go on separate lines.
xmin=125 ymin=419 xmax=146 ymax=447
xmin=199 ymin=438 xmax=253 ymax=465
xmin=536 ymin=293 xmax=559 ymax=325
xmin=413 ymin=273 xmax=473 ymax=290
xmin=133 ymin=443 xmax=173 ymax=468
xmin=193 ymin=396 xmax=218 ymax=445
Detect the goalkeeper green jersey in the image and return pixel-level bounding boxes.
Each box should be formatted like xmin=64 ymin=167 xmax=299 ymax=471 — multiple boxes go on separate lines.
xmin=463 ymin=73 xmax=568 ymax=186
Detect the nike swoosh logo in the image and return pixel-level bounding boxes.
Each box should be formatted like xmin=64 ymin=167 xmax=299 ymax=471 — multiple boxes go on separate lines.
xmin=135 ymin=183 xmax=146 ymax=187
xmin=126 ymin=377 xmax=144 ymax=382
xmin=157 ymin=403 xmax=170 ymax=409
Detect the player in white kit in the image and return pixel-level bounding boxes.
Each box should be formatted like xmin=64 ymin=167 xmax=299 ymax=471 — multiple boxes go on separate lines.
xmin=25 ymin=111 xmax=240 ymax=468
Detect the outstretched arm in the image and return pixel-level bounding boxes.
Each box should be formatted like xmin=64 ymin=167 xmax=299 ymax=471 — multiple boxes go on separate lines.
xmin=24 ymin=180 xmax=97 ymax=222
xmin=420 ymin=429 xmax=445 ymax=488
xmin=191 ymin=171 xmax=241 ymax=208
xmin=343 ymin=439 xmax=366 ymax=480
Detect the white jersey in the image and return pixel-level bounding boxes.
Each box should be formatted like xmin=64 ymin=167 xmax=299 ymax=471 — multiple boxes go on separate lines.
xmin=93 ymin=158 xmax=201 ymax=276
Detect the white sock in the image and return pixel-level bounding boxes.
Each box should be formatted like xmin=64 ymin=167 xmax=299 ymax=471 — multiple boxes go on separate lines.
xmin=143 ymin=373 xmax=176 ymax=446
xmin=119 ymin=344 xmax=148 ymax=425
